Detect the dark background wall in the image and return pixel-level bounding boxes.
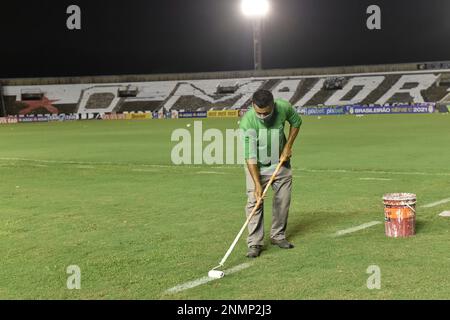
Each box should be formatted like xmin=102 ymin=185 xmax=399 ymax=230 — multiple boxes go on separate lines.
xmin=1 ymin=0 xmax=449 ymax=78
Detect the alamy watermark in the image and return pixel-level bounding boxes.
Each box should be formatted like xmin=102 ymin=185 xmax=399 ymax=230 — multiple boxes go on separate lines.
xmin=366 ymin=5 xmax=381 ymax=30
xmin=366 ymin=265 xmax=381 ymax=290
xmin=170 ymin=121 xmax=281 ymax=165
xmin=66 ymin=5 xmax=81 ymax=30
xmin=65 ymin=4 xmax=381 ymax=31
xmin=66 ymin=265 xmax=81 ymax=290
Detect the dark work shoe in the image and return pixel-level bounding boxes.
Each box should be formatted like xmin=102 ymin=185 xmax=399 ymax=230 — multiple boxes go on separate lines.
xmin=246 ymin=245 xmax=262 ymax=258
xmin=271 ymin=239 xmax=294 ymax=249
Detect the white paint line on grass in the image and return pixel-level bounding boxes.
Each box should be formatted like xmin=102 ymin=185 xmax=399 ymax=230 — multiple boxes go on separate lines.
xmin=131 ymin=168 xmax=159 ymax=173
xmin=359 ymin=177 xmax=392 ymax=181
xmin=2 ymin=158 xmax=450 ymax=177
xmin=297 ymin=168 xmax=450 ymax=177
xmin=422 ymin=198 xmax=450 ymax=208
xmin=165 ymin=263 xmax=252 ymax=294
xmin=335 ymin=221 xmax=382 ymax=236
xmin=439 ymin=211 xmax=450 ymax=217
xmin=0 ymin=157 xmax=240 ymax=170
xmin=75 ymin=165 xmax=95 ymax=169
xmin=196 ymin=171 xmax=226 ymax=175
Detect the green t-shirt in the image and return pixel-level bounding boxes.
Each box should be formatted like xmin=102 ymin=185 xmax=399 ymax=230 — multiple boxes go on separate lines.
xmin=239 ymin=99 xmax=302 ymax=168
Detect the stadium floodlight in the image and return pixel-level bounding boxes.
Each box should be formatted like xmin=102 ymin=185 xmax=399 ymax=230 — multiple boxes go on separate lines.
xmin=241 ymin=0 xmax=270 ymax=17
xmin=241 ymin=0 xmax=269 ymax=70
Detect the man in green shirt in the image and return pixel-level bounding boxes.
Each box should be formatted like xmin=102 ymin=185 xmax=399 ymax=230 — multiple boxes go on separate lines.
xmin=239 ymin=89 xmax=302 ymax=258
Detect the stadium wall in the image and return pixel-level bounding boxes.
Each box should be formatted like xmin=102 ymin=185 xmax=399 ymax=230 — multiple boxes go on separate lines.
xmin=1 ymin=64 xmax=450 ymax=116
xmin=0 ymin=62 xmax=440 ymax=86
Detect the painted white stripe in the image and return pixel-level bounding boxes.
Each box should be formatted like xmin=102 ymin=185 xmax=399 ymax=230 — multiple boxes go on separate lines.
xmin=196 ymin=171 xmax=226 ymax=175
xmin=75 ymin=165 xmax=95 ymax=169
xmin=0 ymin=157 xmax=241 ymax=170
xmin=165 ymin=263 xmax=251 ymax=294
xmin=439 ymin=211 xmax=450 ymax=217
xmin=422 ymin=198 xmax=450 ymax=208
xmin=2 ymin=158 xmax=450 ymax=177
xmin=131 ymin=168 xmax=159 ymax=172
xmin=359 ymin=177 xmax=392 ymax=181
xmin=298 ymin=168 xmax=450 ymax=177
xmin=335 ymin=221 xmax=382 ymax=236
xmin=0 ymin=157 xmax=175 ymax=168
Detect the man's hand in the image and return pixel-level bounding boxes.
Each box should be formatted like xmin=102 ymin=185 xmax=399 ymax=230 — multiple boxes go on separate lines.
xmin=280 ymin=126 xmax=300 ymax=163
xmin=254 ymin=183 xmax=263 ymax=202
xmin=246 ymin=161 xmax=264 ymax=203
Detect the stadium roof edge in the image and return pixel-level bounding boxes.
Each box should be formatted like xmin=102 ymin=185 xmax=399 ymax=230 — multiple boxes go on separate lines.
xmin=1 ymin=62 xmax=449 ymax=86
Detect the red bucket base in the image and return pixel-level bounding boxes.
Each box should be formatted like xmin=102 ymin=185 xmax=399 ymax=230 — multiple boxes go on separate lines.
xmin=383 ymin=193 xmax=416 ymax=238
xmin=385 ymin=216 xmax=415 ymax=237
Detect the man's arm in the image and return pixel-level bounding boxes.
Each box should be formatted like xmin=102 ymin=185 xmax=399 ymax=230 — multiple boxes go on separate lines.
xmin=246 ymin=160 xmax=263 ymax=201
xmin=281 ymin=126 xmax=300 ymax=161
xmin=241 ymin=121 xmax=263 ymax=201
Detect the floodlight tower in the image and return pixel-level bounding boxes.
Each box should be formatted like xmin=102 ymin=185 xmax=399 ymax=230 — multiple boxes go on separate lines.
xmin=241 ymin=0 xmax=269 ymax=70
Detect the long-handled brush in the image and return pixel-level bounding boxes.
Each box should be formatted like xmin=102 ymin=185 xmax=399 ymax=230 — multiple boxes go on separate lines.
xmin=208 ymin=158 xmax=286 ymax=278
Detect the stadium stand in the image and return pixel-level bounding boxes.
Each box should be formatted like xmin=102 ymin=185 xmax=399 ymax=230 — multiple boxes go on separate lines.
xmin=21 ymin=88 xmax=43 ymax=100
xmin=114 ymin=100 xmax=162 ymax=113
xmin=420 ymin=73 xmax=449 ymax=103
xmin=2 ymin=63 xmax=450 ymax=115
xmin=170 ymin=94 xmax=240 ymax=111
xmin=118 ymin=85 xmax=138 ymax=98
xmin=340 ymin=85 xmax=364 ymax=101
xmin=323 ymin=77 xmax=347 ymax=90
xmin=417 ymin=61 xmax=450 ymax=70
xmin=360 ymin=75 xmax=402 ymax=105
xmin=216 ymin=81 xmax=238 ymax=94
xmin=85 ymin=93 xmax=115 ymax=109
xmin=288 ymin=78 xmax=320 ymax=106
xmin=303 ymin=79 xmax=336 ymax=106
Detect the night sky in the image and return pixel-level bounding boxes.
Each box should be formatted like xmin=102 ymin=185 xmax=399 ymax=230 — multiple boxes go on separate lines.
xmin=1 ymin=0 xmax=450 ymax=78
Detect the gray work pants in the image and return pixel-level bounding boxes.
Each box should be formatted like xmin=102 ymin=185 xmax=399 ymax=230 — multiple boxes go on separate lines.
xmin=244 ymin=165 xmax=292 ymax=247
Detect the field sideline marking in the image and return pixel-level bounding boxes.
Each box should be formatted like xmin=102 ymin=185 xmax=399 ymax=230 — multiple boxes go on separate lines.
xmin=2 ymin=158 xmax=450 ymax=177
xmin=298 ymin=168 xmax=450 ymax=177
xmin=359 ymin=177 xmax=392 ymax=181
xmin=165 ymin=263 xmax=252 ymax=295
xmin=422 ymin=198 xmax=450 ymax=208
xmin=131 ymin=168 xmax=159 ymax=172
xmin=335 ymin=221 xmax=382 ymax=236
xmin=196 ymin=171 xmax=226 ymax=175
xmin=76 ymin=165 xmax=95 ymax=169
xmin=0 ymin=157 xmax=238 ymax=170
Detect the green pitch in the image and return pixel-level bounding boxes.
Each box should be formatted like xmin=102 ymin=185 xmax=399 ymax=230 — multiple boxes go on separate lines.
xmin=0 ymin=114 xmax=449 ymax=299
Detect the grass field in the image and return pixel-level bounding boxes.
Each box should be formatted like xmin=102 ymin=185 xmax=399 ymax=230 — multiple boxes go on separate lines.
xmin=0 ymin=114 xmax=449 ymax=299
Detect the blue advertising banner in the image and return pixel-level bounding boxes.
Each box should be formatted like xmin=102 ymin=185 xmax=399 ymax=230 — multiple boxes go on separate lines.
xmin=17 ymin=114 xmax=78 ymax=123
xmin=346 ymin=103 xmax=435 ymax=115
xmin=17 ymin=115 xmax=50 ymax=123
xmin=178 ymin=111 xmax=208 ymax=118
xmin=297 ymin=106 xmax=346 ymax=116
xmin=296 ymin=103 xmax=435 ymax=116
xmin=55 ymin=114 xmax=78 ymax=121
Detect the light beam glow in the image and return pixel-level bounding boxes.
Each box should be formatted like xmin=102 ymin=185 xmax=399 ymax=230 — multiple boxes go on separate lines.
xmin=241 ymin=0 xmax=270 ymax=17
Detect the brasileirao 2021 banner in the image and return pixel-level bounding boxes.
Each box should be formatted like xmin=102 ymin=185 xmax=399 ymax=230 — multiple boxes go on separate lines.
xmin=297 ymin=103 xmax=436 ymax=116
xmin=345 ymin=103 xmax=435 ymax=115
